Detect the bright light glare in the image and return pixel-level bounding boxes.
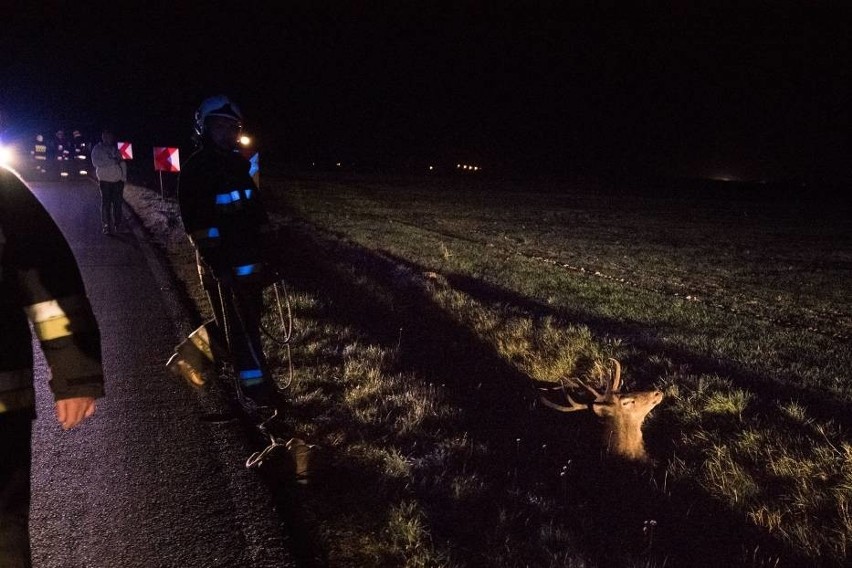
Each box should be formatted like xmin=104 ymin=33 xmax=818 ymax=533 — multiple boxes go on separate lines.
xmin=0 ymin=144 xmax=16 ymax=167
xmin=239 ymin=135 xmax=251 ymax=146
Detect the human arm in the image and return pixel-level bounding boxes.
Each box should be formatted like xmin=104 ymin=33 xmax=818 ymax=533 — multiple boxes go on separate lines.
xmin=177 ymin=152 xmax=231 ymax=277
xmin=90 ymin=143 xmax=117 ymax=169
xmin=0 ymin=168 xmax=105 ymax=421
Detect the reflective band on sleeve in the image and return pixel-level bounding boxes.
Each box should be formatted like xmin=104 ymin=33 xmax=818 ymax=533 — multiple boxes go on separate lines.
xmin=24 ymin=296 xmax=91 ymax=341
xmin=239 ymin=368 xmax=264 ymax=386
xmin=24 ymin=297 xmax=81 ymax=323
xmin=215 ymin=191 xmax=242 ymax=205
xmin=233 ymin=263 xmax=261 ymax=277
xmin=0 ymin=369 xmax=33 ymax=391
xmin=33 ymin=316 xmax=73 ymax=340
xmin=215 ymin=189 xmax=253 ymax=206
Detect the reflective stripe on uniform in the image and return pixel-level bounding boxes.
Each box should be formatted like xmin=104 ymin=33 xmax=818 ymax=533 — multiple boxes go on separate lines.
xmin=238 ymin=368 xmax=264 ymax=386
xmin=214 ymin=188 xmax=254 ymax=208
xmin=215 ymin=190 xmax=241 ymax=205
xmin=0 ymin=369 xmax=33 ymax=391
xmin=233 ymin=263 xmax=262 ymax=278
xmin=190 ymin=227 xmax=221 ymax=245
xmin=23 ymin=296 xmax=90 ymax=341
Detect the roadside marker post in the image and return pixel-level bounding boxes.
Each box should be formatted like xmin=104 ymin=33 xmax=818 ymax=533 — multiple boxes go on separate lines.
xmin=153 ymin=146 xmax=180 ymax=199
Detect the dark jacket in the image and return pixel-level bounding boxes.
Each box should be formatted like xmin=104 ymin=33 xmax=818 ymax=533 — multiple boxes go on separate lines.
xmin=177 ymin=144 xmax=271 ymax=282
xmin=0 ymin=166 xmax=104 ymax=415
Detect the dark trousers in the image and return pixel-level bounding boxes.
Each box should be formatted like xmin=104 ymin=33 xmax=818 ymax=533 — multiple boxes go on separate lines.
xmin=98 ymin=180 xmax=125 ymax=229
xmin=0 ymin=411 xmax=34 ymax=568
xmin=198 ymin=257 xmax=271 ymax=400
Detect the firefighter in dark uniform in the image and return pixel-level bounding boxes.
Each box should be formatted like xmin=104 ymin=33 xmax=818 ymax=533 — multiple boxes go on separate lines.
xmin=166 ymin=95 xmax=276 ymax=407
xmin=0 ymin=165 xmax=104 ymax=566
xmin=29 ymin=134 xmax=49 ymax=176
xmin=53 ymin=129 xmax=71 ymax=179
xmin=71 ymin=129 xmax=89 ymax=176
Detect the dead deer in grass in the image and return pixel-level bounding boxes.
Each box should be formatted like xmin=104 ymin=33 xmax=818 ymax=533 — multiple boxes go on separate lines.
xmin=538 ymin=358 xmax=663 ymax=462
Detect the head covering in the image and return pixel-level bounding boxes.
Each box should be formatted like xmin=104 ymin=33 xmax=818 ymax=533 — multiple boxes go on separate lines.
xmin=194 ymin=95 xmax=243 ymax=136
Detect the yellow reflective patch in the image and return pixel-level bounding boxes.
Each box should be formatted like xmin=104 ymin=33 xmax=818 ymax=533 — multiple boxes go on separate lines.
xmin=33 ymin=316 xmax=73 ymax=340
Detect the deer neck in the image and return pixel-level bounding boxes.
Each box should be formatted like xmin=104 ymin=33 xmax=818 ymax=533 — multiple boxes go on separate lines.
xmin=600 ymin=416 xmax=648 ymax=461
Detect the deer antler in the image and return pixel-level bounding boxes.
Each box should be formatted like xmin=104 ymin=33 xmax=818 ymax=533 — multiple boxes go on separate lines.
xmin=538 ymin=378 xmax=589 ymax=412
xmin=603 ymin=357 xmax=622 ymax=398
xmin=538 ymin=391 xmax=588 ymax=413
xmin=568 ymin=375 xmax=604 ymax=400
xmin=539 ymin=358 xmax=627 ymax=411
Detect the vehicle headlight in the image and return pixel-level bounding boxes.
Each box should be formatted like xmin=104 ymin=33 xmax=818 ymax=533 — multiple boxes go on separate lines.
xmin=0 ymin=144 xmax=16 ymax=167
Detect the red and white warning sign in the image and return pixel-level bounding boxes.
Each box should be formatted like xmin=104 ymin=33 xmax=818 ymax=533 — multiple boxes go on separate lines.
xmin=117 ymin=141 xmax=133 ymax=160
xmin=153 ymin=147 xmax=180 ymax=172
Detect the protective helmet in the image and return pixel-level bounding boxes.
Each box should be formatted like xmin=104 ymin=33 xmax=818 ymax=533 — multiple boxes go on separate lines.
xmin=36 ymin=134 xmax=44 ymax=142
xmin=194 ymin=95 xmax=243 ymax=136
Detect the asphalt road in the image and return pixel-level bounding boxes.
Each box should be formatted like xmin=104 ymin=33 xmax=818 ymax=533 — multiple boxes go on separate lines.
xmin=25 ymin=177 xmax=294 ymax=568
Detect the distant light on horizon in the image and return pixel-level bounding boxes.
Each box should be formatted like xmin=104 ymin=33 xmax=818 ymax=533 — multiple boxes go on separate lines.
xmin=710 ymin=174 xmax=739 ymax=182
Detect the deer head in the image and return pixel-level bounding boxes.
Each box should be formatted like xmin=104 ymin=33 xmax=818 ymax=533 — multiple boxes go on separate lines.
xmin=538 ymin=358 xmax=663 ymax=462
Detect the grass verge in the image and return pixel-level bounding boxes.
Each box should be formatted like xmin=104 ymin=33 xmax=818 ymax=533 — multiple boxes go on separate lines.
xmin=125 ymin=174 xmax=851 ymax=568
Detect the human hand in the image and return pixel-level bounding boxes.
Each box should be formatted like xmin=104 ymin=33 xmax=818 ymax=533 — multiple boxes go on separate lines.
xmin=55 ymin=396 xmax=97 ymax=430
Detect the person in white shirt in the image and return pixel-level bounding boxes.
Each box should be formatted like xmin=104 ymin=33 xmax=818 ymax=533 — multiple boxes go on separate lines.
xmin=90 ymin=128 xmax=127 ymax=234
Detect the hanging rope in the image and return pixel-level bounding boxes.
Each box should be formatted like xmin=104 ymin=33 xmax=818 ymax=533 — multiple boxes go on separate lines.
xmin=245 ymin=409 xmax=288 ymax=468
xmin=215 ymin=278 xmax=298 ymax=468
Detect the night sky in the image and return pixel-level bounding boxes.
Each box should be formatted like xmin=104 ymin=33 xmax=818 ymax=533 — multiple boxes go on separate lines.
xmin=3 ymin=1 xmax=850 ymax=181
